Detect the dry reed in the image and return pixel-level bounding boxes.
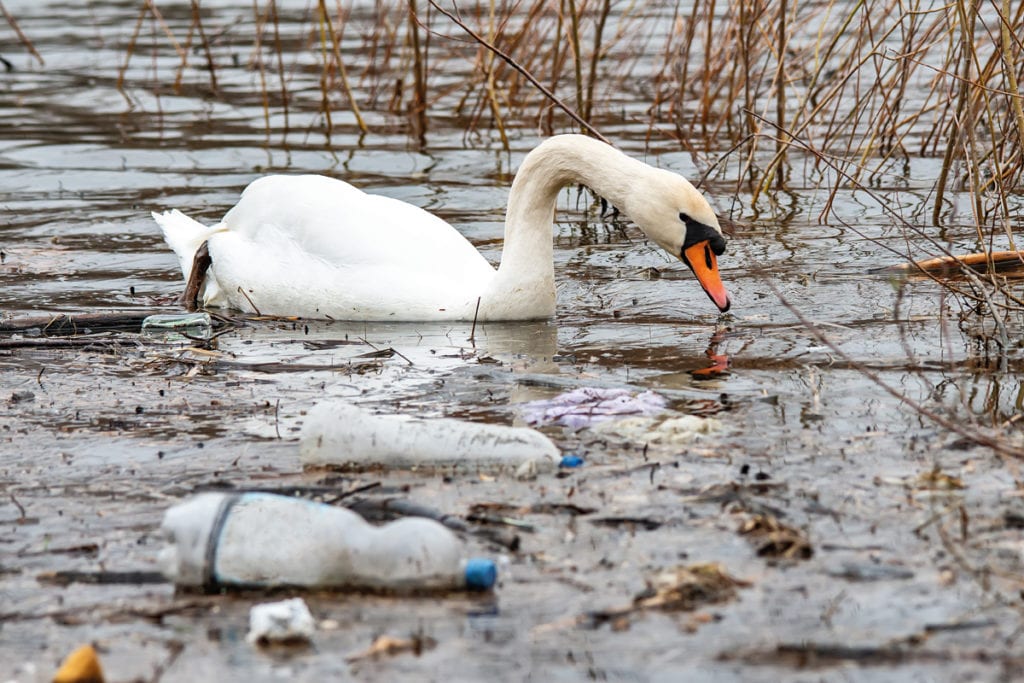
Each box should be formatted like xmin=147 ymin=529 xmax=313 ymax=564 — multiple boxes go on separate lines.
xmin=11 ymin=1 xmax=1024 ymax=348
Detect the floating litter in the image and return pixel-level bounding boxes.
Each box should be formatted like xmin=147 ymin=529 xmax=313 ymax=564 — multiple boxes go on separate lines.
xmin=520 ymin=388 xmax=668 ymax=429
xmin=300 ymin=400 xmax=561 ymax=474
xmin=141 ymin=312 xmax=212 ymax=339
xmin=53 ymin=644 xmax=104 ymax=683
xmin=247 ymin=597 xmax=316 ymax=646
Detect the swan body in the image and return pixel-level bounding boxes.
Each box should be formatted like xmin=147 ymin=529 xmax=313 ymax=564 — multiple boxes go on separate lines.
xmin=154 ymin=135 xmax=730 ymax=321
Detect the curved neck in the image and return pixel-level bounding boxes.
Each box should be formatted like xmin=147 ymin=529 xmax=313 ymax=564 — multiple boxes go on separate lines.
xmin=487 ymin=136 xmax=644 ymax=317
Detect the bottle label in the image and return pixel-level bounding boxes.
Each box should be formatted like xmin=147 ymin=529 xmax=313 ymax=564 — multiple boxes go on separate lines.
xmin=205 ymin=493 xmax=242 ymax=591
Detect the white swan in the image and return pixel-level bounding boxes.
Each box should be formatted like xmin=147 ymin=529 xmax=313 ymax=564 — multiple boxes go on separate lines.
xmin=153 ymin=134 xmax=730 ymax=321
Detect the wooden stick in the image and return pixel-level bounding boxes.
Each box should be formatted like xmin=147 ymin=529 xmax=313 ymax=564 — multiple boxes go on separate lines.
xmin=469 ymin=296 xmax=481 ymax=343
xmin=0 ymin=311 xmax=168 ymax=335
xmin=0 ymin=336 xmax=115 ymax=349
xmin=870 ymin=250 xmax=1024 ymax=275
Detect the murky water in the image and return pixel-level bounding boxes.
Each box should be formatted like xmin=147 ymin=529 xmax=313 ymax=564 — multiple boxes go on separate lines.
xmin=2 ymin=2 xmax=1023 ymax=681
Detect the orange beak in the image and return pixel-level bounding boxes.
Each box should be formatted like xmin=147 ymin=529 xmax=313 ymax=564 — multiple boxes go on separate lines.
xmin=682 ymin=241 xmax=731 ymax=312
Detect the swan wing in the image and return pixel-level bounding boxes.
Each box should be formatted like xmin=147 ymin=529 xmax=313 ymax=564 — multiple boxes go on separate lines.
xmin=200 ymin=175 xmax=496 ymax=319
xmin=222 ymin=175 xmax=492 ymax=275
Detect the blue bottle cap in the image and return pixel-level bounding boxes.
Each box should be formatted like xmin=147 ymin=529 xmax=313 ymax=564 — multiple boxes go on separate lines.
xmin=463 ymin=558 xmax=497 ymax=590
xmin=560 ymin=455 xmax=584 ymax=468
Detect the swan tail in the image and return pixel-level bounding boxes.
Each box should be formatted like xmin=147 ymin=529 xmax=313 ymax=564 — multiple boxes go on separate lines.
xmin=152 ymin=209 xmax=224 ymax=281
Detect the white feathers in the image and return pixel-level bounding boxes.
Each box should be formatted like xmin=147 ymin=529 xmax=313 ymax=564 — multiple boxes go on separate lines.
xmin=153 ymin=135 xmax=723 ymax=321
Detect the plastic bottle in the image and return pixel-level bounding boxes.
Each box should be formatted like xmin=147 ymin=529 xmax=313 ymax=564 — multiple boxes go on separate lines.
xmin=141 ymin=312 xmax=213 ymax=339
xmin=299 ymin=400 xmax=561 ymax=474
xmin=158 ymin=492 xmax=496 ymax=591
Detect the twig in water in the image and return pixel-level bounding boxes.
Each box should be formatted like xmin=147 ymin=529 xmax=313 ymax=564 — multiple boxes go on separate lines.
xmin=347 ymin=496 xmax=519 ymax=550
xmin=268 ymin=0 xmax=290 ymax=133
xmin=251 ymin=0 xmax=271 ymax=131
xmin=320 ymin=0 xmax=367 ymax=133
xmin=565 ymin=0 xmax=584 ymax=124
xmin=268 ymin=398 xmax=278 ymax=438
xmin=118 ymin=0 xmax=186 ymax=96
xmin=407 ymin=0 xmax=428 ymax=144
xmin=235 ymin=286 xmax=262 ymax=316
xmin=36 ymin=570 xmax=167 ymax=586
xmin=0 ymin=336 xmax=122 ymax=350
xmin=316 ymin=0 xmax=334 ymax=135
xmin=390 ymin=348 xmax=414 ymax=366
xmin=0 ymin=0 xmax=43 ymax=65
xmin=357 ymin=336 xmax=413 ymax=366
xmin=189 ymin=0 xmax=218 ymax=94
xmin=870 ymin=251 xmax=1024 ymax=276
xmin=469 ymin=296 xmax=481 ymax=344
xmin=9 ymin=493 xmax=26 ymax=519
xmin=320 ymin=481 xmax=382 ymax=504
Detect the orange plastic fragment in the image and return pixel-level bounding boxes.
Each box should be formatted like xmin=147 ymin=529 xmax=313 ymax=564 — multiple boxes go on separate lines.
xmin=53 ymin=644 xmax=104 ymax=683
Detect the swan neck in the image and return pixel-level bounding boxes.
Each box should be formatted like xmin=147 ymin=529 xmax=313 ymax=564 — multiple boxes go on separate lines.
xmin=483 ymin=136 xmax=642 ymax=319
xmin=501 ymin=136 xmax=638 ymax=270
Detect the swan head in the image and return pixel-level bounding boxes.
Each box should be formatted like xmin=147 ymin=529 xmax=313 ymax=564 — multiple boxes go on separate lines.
xmin=625 ymin=169 xmax=731 ymax=313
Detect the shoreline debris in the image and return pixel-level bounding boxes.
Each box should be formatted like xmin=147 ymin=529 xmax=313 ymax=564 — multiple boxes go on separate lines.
xmin=870 ymin=250 xmax=1024 ymax=277
xmin=520 ymin=388 xmax=668 ymax=429
xmin=53 ymin=644 xmax=104 ymax=683
xmin=300 ymin=400 xmax=561 ymax=474
xmin=159 ymin=492 xmax=497 ymax=591
xmin=246 ymin=598 xmax=316 ymax=647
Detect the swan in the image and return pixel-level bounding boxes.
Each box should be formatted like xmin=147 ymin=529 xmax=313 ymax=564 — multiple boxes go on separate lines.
xmin=153 ymin=134 xmax=730 ymax=321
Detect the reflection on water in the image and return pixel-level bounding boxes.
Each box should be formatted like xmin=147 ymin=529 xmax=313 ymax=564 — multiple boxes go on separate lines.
xmin=0 ymin=0 xmax=1017 ymax=427
xmin=2 ymin=3 xmax=1023 ymax=680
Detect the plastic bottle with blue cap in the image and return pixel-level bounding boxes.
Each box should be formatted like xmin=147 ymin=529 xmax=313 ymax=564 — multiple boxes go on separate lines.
xmin=159 ymin=492 xmax=496 ymax=592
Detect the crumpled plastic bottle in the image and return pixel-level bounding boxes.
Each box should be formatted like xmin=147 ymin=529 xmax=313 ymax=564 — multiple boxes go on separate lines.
xmin=299 ymin=400 xmax=562 ymax=475
xmin=159 ymin=492 xmax=497 ymax=591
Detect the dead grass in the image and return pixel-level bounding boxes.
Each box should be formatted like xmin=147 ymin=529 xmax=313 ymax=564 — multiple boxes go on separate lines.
xmin=102 ymin=2 xmax=1024 ymax=223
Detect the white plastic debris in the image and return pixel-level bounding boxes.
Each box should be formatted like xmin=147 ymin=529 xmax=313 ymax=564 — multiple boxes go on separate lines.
xmin=246 ymin=597 xmax=316 ymax=646
xmin=520 ymin=387 xmax=668 ymax=428
xmin=159 ymin=492 xmax=497 ymax=591
xmin=591 ymin=414 xmax=724 ymax=446
xmin=299 ymin=400 xmax=561 ymax=474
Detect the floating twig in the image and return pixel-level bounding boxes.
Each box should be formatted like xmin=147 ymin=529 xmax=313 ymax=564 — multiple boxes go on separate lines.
xmin=870 ymin=251 xmax=1024 ymax=277
xmin=236 ymin=286 xmax=262 ymax=316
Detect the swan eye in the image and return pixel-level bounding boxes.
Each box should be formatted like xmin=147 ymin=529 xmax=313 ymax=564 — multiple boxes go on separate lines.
xmin=678 ymin=212 xmax=692 ymax=223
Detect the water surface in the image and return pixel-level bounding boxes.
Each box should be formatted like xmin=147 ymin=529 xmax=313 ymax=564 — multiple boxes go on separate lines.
xmin=2 ymin=3 xmax=1022 ymax=681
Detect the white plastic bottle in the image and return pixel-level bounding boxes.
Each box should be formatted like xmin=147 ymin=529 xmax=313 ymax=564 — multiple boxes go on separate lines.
xmin=158 ymin=492 xmax=497 ymax=591
xmin=299 ymin=400 xmax=562 ymax=474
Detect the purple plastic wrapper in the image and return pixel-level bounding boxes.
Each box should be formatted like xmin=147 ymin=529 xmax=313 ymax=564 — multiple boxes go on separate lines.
xmin=520 ymin=388 xmax=668 ymax=429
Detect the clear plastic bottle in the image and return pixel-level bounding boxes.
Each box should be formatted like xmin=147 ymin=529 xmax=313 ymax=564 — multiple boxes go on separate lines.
xmin=141 ymin=312 xmax=213 ymax=339
xmin=299 ymin=400 xmax=562 ymax=474
xmin=159 ymin=492 xmax=497 ymax=591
